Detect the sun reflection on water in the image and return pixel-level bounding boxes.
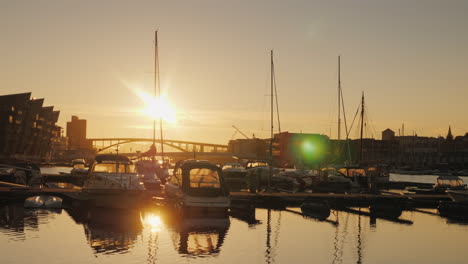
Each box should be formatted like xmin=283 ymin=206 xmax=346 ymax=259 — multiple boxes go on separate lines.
xmin=143 ymin=213 xmax=162 ymax=233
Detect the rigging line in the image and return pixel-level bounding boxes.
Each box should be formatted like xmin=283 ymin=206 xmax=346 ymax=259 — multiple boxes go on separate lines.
xmin=340 ymin=83 xmax=352 ymax=162
xmin=347 ymin=103 xmax=361 ymax=138
xmin=273 ymin=58 xmax=281 ymax=133
xmin=365 ymin=106 xmax=379 ymax=139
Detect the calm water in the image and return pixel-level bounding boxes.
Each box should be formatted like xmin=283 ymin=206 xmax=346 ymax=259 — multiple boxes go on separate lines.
xmin=5 ymin=168 xmax=461 ymax=263
xmin=1 ymin=202 xmax=467 ymax=264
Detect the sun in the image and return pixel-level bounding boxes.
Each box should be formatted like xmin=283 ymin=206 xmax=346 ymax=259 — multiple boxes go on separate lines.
xmin=136 ymin=90 xmax=177 ymax=123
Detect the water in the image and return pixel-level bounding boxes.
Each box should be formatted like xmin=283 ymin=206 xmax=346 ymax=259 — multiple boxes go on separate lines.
xmin=1 ymin=202 xmax=467 ymax=264
xmin=2 ymin=170 xmax=465 ymax=263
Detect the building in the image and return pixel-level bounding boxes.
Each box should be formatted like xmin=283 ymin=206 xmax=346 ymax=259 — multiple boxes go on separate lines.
xmin=0 ymin=92 xmax=61 ymax=160
xmin=227 ymin=138 xmax=268 ymax=160
xmin=66 ymin=116 xmax=92 ymax=150
xmin=382 ymin=128 xmax=395 ymax=140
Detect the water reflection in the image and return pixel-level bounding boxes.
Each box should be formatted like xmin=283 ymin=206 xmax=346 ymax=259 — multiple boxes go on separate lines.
xmin=65 ymin=207 xmax=142 ymax=254
xmin=2 ymin=201 xmax=468 ymax=263
xmin=0 ymin=202 xmax=59 ymax=241
xmin=159 ymin=206 xmax=230 ymax=258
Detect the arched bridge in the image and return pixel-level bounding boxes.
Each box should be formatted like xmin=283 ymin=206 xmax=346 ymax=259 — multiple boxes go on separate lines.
xmin=89 ymin=138 xmax=228 ymax=153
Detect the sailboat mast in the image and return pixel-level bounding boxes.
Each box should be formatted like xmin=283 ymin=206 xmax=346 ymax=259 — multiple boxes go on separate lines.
xmin=155 ymin=30 xmax=165 ymax=162
xmin=272 ymin=56 xmax=281 ymax=133
xmin=153 ymin=31 xmax=157 ymax=153
xmin=359 ymin=92 xmax=365 ymax=163
xmin=338 ymin=56 xmax=341 ymax=140
xmin=269 ymin=50 xmax=274 ymax=158
xmin=268 ymin=50 xmax=274 ymax=191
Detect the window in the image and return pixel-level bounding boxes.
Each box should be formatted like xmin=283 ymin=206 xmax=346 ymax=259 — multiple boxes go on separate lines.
xmin=169 ymin=168 xmax=182 ymax=186
xmin=93 ymin=163 xmax=135 ymax=173
xmin=189 ymin=168 xmax=220 ymax=188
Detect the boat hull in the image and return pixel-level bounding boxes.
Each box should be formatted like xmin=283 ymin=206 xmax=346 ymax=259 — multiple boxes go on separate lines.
xmin=66 ymin=189 xmax=144 ymax=209
xmin=446 ymin=190 xmax=468 ymax=204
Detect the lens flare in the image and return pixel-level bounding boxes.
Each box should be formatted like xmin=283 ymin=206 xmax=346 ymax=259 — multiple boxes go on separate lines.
xmin=136 ymin=89 xmax=176 ymax=123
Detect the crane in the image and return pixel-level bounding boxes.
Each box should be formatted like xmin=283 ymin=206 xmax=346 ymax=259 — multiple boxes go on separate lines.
xmin=232 ymin=125 xmax=250 ymax=139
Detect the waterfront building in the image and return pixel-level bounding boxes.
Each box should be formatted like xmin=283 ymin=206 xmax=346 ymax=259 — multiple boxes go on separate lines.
xmin=0 ymin=92 xmax=60 ymax=160
xmin=382 ymin=128 xmax=395 ymax=140
xmin=227 ymin=138 xmax=268 ymax=160
xmin=66 ymin=115 xmax=92 ymax=150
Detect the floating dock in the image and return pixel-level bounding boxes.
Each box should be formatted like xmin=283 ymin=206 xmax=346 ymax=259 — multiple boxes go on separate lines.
xmin=229 ymin=191 xmax=450 ymax=208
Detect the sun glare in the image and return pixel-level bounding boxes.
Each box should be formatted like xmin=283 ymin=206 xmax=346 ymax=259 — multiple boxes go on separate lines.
xmin=143 ymin=214 xmax=162 ymax=232
xmin=136 ymin=90 xmax=177 ymax=123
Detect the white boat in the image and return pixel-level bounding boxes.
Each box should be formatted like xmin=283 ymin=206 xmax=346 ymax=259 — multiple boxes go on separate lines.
xmin=165 ymin=160 xmax=230 ymax=216
xmin=24 ymin=195 xmax=63 ymax=208
xmin=446 ymin=190 xmax=468 ymax=203
xmin=70 ymin=154 xmax=145 ymax=209
xmin=71 ymin=158 xmax=88 ymax=174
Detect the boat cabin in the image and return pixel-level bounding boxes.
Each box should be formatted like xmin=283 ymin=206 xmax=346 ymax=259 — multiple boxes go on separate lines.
xmin=434 ymin=176 xmax=466 ymax=191
xmin=170 ymin=160 xmax=228 ymax=197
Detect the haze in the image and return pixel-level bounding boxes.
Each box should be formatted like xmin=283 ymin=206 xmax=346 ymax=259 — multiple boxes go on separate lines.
xmin=1 ymin=0 xmax=467 ymax=144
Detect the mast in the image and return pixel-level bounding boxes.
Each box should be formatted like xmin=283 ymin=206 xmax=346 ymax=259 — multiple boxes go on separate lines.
xmin=268 ymin=50 xmax=274 ymax=191
xmin=272 ymin=56 xmax=281 ymax=133
xmin=154 ymin=30 xmax=165 ymax=162
xmin=338 ymin=56 xmax=341 ymax=140
xmin=270 ymin=50 xmax=274 ymax=158
xmin=359 ymin=92 xmax=365 ymax=163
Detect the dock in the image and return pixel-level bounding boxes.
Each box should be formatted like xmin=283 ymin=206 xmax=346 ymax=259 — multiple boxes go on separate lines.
xmin=229 ymin=191 xmax=450 ymax=208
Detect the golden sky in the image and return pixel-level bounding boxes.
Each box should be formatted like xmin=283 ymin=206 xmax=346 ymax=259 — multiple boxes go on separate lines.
xmin=1 ymin=0 xmax=467 ymax=144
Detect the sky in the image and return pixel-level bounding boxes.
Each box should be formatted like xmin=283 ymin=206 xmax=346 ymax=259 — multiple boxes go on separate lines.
xmin=1 ymin=0 xmax=467 ymax=145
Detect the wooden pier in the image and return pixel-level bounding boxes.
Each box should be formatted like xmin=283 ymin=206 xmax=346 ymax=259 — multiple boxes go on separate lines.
xmin=229 ymin=191 xmax=450 ymax=208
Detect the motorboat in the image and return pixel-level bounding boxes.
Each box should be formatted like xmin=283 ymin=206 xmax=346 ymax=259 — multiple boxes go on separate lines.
xmin=24 ymin=195 xmax=63 ymax=208
xmin=221 ymin=163 xmax=247 ymax=191
xmin=70 ymin=154 xmax=145 ymax=209
xmin=165 ymin=160 xmax=230 ymax=216
xmin=446 ymin=190 xmax=468 ymax=204
xmin=408 ymin=176 xmax=467 ymax=194
xmin=135 ymin=160 xmax=164 ymax=194
xmin=71 ymin=158 xmax=88 ymax=175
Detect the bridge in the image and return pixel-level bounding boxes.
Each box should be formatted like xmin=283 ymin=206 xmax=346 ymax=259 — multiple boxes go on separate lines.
xmin=89 ymin=138 xmax=229 ymax=154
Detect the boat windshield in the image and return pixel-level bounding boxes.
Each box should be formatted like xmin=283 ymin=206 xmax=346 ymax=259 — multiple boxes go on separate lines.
xmin=92 ymin=163 xmax=135 ymax=173
xmin=189 ymin=168 xmax=221 ymax=188
xmin=246 ymin=162 xmax=268 ymax=168
xmin=222 ymin=163 xmax=243 ymax=170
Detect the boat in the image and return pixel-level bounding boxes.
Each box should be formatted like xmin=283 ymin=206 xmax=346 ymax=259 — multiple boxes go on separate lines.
xmin=135 ymin=159 xmax=164 ymax=194
xmin=221 ymin=163 xmax=247 ymax=191
xmin=408 ymin=175 xmax=467 ymax=194
xmin=69 ymin=154 xmax=145 ymax=209
xmin=71 ymin=158 xmax=88 ymax=175
xmin=165 ymin=160 xmax=230 ymax=216
xmin=446 ymin=190 xmax=468 ymax=203
xmin=24 ymin=195 xmax=63 ymax=208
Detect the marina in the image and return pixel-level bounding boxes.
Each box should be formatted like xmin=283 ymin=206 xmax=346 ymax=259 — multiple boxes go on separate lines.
xmin=2 ymin=1 xmax=468 ymax=263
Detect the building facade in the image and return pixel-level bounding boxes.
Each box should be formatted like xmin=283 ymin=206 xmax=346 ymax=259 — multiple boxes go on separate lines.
xmin=0 ymin=92 xmax=60 ymax=160
xmin=66 ymin=115 xmax=92 ymax=150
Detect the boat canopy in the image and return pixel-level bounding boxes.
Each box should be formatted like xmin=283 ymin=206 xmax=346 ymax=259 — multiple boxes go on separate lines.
xmin=94 ymin=154 xmax=132 ymax=164
xmin=172 ymin=160 xmax=228 ymax=196
xmin=436 ymin=176 xmax=466 ymax=188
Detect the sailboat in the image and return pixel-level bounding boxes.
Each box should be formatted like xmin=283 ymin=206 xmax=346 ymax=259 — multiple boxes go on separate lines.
xmin=136 ymin=31 xmax=167 ymax=193
xmin=335 ymin=74 xmax=389 ymax=191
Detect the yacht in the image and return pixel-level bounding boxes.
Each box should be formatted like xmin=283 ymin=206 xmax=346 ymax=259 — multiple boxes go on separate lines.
xmin=72 ymin=154 xmax=145 ymax=209
xmin=165 ymin=160 xmax=230 ymax=216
